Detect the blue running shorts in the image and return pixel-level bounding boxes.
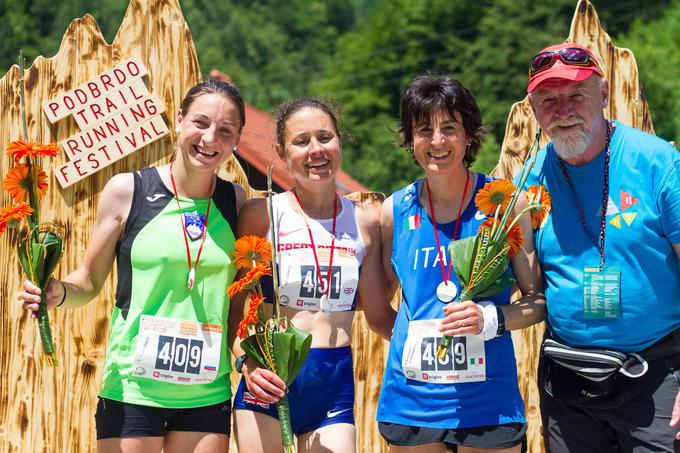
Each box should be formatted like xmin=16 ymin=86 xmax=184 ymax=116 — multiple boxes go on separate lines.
xmin=233 ymin=346 xmax=354 ymax=435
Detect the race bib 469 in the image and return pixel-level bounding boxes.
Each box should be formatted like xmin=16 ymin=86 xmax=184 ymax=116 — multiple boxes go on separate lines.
xmin=402 ymin=319 xmax=486 ymax=384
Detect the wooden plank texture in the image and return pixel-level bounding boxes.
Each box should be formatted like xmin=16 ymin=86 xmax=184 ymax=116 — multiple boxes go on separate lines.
xmin=0 ymin=2 xmax=202 ymax=452
xmin=0 ymin=0 xmax=655 ymax=452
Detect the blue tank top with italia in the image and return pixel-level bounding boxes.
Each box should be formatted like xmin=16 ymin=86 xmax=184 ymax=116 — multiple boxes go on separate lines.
xmin=377 ymin=174 xmax=526 ymax=429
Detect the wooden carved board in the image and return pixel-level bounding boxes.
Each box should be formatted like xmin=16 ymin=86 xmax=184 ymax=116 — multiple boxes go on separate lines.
xmin=0 ymin=0 xmax=655 ymax=452
xmin=0 ymin=1 xmax=201 ymax=451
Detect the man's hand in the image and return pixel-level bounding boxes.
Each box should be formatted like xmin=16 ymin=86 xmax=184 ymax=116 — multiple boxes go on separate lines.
xmin=670 ymin=390 xmax=680 ymax=439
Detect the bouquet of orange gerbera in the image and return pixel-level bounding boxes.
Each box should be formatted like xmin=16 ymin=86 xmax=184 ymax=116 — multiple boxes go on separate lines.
xmin=1 ymin=52 xmax=64 ymax=366
xmin=227 ymin=167 xmax=311 ymax=453
xmin=437 ymin=132 xmax=552 ymax=358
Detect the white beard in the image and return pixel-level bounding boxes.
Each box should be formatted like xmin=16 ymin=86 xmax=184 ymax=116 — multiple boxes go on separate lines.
xmin=549 ymin=119 xmax=592 ymax=160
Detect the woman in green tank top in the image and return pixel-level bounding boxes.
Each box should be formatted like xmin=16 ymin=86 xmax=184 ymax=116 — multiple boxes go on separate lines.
xmin=20 ymin=79 xmax=247 ymax=453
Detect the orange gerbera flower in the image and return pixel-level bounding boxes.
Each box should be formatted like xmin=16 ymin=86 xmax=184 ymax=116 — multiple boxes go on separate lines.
xmin=3 ymin=164 xmax=48 ymax=202
xmin=0 ymin=202 xmax=33 ymax=235
xmin=232 ymin=235 xmax=272 ymax=270
xmin=476 ymin=216 xmax=523 ymax=257
xmin=237 ymin=293 xmax=265 ymax=338
xmin=525 ymin=185 xmax=552 ymax=229
xmin=6 ymin=140 xmax=59 ymax=161
xmin=227 ymin=265 xmax=271 ymax=298
xmin=505 ymin=221 xmax=524 ymax=257
xmin=477 ymin=216 xmax=495 ymax=234
xmin=475 ymin=179 xmax=516 ymax=216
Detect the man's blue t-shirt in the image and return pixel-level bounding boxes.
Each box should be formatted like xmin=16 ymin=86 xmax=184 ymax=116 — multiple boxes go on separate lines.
xmin=519 ymin=121 xmax=680 ymax=352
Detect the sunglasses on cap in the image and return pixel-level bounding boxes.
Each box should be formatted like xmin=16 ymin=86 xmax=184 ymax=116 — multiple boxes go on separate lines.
xmin=529 ymin=47 xmax=603 ymax=78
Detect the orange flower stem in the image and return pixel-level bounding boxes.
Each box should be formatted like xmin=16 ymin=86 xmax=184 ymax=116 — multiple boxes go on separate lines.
xmin=491 ymin=131 xmax=542 ymax=243
xmin=489 ymin=204 xmax=502 ymax=239
xmin=255 ymin=285 xmax=266 ymax=326
xmin=505 ymin=204 xmax=538 ymax=234
xmin=266 ymin=166 xmax=282 ymax=323
xmin=18 ymin=51 xmax=39 ymax=231
xmin=26 ymin=159 xmax=39 ymax=231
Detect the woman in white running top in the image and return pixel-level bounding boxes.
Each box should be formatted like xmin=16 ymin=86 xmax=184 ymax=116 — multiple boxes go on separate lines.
xmin=229 ymin=97 xmax=396 ymax=453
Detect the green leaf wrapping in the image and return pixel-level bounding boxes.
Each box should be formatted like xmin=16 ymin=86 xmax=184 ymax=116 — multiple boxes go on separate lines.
xmin=276 ymin=395 xmax=294 ymax=451
xmin=449 ymin=236 xmax=476 ymax=288
xmin=468 ymin=242 xmax=511 ymax=294
xmin=17 ymin=236 xmax=33 ymax=281
xmin=272 ymin=326 xmax=311 ymax=449
xmin=474 ymin=270 xmax=516 ymax=298
xmin=39 ymin=230 xmax=63 ymax=287
xmin=470 ymin=227 xmax=491 ymax=282
xmin=278 ymin=324 xmax=312 ymax=385
xmin=240 ymin=333 xmax=268 ymax=369
xmin=239 ymin=322 xmax=312 ymax=449
xmin=16 ymin=226 xmax=64 ymax=365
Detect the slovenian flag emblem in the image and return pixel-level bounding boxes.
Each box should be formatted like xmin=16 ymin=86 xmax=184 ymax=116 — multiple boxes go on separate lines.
xmin=404 ymin=214 xmax=420 ymax=231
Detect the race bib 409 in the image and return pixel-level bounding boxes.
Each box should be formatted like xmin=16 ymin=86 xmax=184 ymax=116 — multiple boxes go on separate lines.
xmin=133 ymin=315 xmax=223 ymax=385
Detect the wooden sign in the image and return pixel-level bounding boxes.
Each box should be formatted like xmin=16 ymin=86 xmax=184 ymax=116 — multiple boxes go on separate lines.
xmin=42 ymin=56 xmax=169 ymax=187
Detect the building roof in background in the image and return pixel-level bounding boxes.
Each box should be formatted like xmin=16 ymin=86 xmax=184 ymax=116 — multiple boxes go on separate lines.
xmin=209 ymin=70 xmax=369 ymax=194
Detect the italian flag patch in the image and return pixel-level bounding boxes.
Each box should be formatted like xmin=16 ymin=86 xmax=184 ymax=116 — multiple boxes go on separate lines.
xmin=404 ymin=214 xmax=420 ymax=231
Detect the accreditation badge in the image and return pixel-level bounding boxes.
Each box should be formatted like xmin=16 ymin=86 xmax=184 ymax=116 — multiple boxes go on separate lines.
xmin=583 ymin=266 xmax=621 ymax=319
xmin=401 ymin=319 xmax=486 ymax=384
xmin=133 ymin=315 xmax=222 ymax=384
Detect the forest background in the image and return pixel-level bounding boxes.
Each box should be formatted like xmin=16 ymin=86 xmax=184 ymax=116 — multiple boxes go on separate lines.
xmin=1 ymin=0 xmax=678 ymax=193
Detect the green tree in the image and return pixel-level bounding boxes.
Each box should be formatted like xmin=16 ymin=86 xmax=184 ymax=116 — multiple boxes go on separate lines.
xmin=0 ymin=0 xmax=126 ymax=73
xmin=313 ymin=0 xmax=491 ymax=192
xmin=619 ymin=0 xmax=680 ymax=144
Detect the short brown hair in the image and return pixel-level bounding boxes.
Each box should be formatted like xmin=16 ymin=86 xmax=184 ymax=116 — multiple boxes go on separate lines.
xmin=399 ymin=74 xmax=486 ymax=168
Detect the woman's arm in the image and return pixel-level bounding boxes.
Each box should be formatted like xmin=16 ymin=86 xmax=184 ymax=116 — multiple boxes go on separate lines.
xmin=380 ymin=196 xmax=400 ymax=301
xmin=356 ymin=200 xmax=397 ymax=340
xmin=503 ymin=194 xmax=546 ymax=330
xmin=21 ymin=173 xmax=134 ymax=311
xmin=233 ymin=182 xmax=246 ymax=213
xmin=227 ymin=196 xmax=286 ymax=404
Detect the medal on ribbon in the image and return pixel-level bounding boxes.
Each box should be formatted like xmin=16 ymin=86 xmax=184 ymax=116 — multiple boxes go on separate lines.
xmin=436 ymin=280 xmax=458 ymax=302
xmin=183 ymin=211 xmax=206 ymax=241
xmin=424 ymin=172 xmax=470 ymax=303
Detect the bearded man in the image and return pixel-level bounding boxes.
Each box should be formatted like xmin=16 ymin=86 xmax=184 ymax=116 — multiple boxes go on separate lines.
xmin=520 ymin=42 xmax=680 ymax=452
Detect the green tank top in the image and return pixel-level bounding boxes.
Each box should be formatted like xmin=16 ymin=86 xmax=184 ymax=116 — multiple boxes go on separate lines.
xmin=99 ymin=167 xmax=237 ymax=408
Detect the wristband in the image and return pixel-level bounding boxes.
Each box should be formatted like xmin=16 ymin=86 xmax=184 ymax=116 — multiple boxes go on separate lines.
xmin=56 ymin=281 xmax=67 ymax=308
xmin=496 ymin=305 xmax=506 ymax=336
xmin=474 ymin=300 xmax=499 ymax=341
xmin=234 ymin=354 xmax=248 ymax=373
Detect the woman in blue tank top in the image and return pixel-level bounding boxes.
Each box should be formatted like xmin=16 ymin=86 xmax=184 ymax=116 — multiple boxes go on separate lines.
xmin=377 ymin=74 xmax=546 ymax=452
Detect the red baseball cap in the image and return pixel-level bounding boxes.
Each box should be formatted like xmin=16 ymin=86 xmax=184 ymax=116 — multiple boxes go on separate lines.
xmin=527 ymin=43 xmax=604 ymax=93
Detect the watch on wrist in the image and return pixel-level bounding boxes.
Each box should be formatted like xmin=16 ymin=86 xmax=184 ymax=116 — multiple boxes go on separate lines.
xmin=234 ymin=354 xmax=248 ymax=373
xmin=495 ymin=305 xmax=506 ymax=336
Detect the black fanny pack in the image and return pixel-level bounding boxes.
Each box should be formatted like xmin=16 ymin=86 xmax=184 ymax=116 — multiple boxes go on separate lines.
xmin=541 ymin=336 xmax=672 ymax=409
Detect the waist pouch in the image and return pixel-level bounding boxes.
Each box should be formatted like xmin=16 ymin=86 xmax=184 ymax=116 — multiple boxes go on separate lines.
xmin=541 ymin=338 xmax=649 ymax=409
